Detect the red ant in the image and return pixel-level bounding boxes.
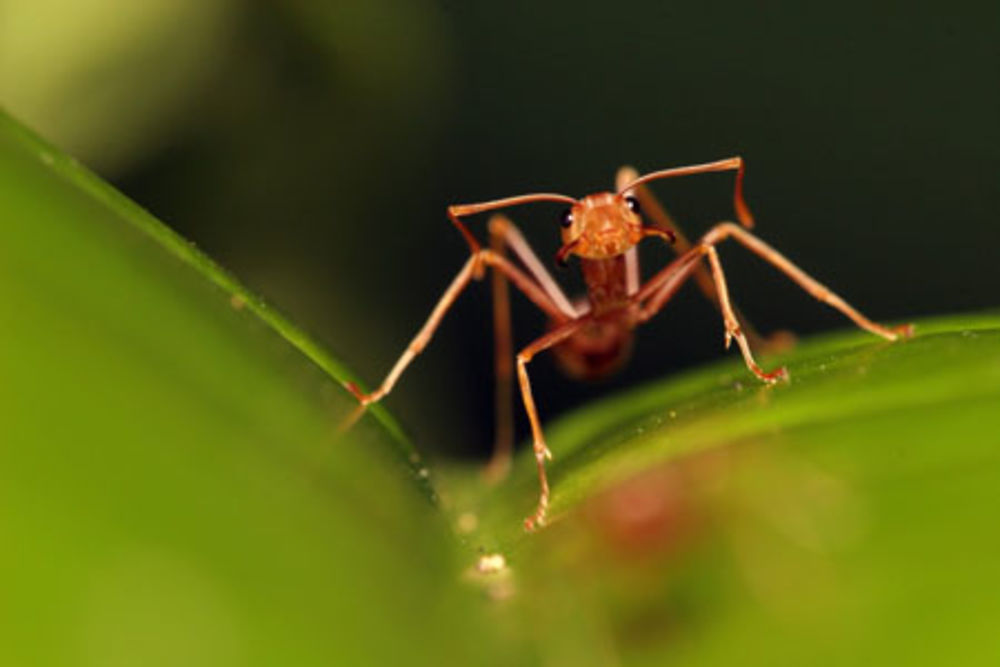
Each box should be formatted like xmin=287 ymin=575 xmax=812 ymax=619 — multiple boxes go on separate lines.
xmin=343 ymin=157 xmax=913 ymax=531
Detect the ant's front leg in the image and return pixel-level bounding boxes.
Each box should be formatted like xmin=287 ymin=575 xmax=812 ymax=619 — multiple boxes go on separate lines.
xmin=616 ymin=165 xmax=794 ymax=354
xmin=515 ymin=319 xmax=585 ymax=531
xmin=633 ymin=243 xmax=787 ymax=384
xmin=339 ymin=249 xmax=569 ymax=432
xmin=703 ymin=245 xmax=789 ymax=383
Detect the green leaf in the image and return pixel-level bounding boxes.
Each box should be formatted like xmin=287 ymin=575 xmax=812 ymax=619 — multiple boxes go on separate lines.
xmin=0 ymin=111 xmax=514 ymax=666
xmin=462 ymin=312 xmax=1000 ymax=665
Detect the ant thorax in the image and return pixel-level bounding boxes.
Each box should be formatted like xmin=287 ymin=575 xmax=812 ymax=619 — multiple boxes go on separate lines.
xmin=580 ymin=254 xmax=632 ymax=317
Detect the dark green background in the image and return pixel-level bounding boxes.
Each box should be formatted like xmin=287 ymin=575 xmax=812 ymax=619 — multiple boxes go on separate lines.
xmin=7 ymin=0 xmax=998 ymax=456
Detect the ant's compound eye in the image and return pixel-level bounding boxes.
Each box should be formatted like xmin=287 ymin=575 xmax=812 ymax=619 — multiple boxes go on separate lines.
xmin=624 ymin=196 xmax=641 ymax=214
xmin=560 ymin=209 xmax=574 ymax=228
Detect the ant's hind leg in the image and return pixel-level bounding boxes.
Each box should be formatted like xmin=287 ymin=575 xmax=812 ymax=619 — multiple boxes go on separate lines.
xmin=484 ymin=217 xmax=515 ymax=481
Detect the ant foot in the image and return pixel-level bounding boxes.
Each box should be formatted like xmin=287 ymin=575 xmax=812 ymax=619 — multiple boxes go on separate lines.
xmin=892 ymin=323 xmax=916 ymax=340
xmin=338 ymin=381 xmax=373 ymax=433
xmin=523 ymin=492 xmax=550 ymax=532
xmin=342 ymin=380 xmax=367 ymax=403
xmin=524 ymin=508 xmax=547 ymax=532
xmin=756 ymin=365 xmax=789 ymax=385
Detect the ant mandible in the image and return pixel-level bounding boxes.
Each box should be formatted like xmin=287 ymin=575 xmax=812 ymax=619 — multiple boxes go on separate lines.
xmin=342 ymin=157 xmax=913 ymax=531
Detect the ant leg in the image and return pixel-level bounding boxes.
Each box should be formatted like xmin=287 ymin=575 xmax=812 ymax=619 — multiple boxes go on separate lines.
xmin=340 ymin=249 xmax=569 ymax=431
xmin=703 ymin=245 xmax=789 ymax=383
xmin=516 ymin=319 xmax=585 ymax=532
xmin=486 ymin=218 xmax=515 ymax=481
xmin=703 ymin=223 xmax=914 ymax=341
xmin=617 ymin=164 xmax=719 ymax=304
xmin=485 ymin=215 xmax=580 ymax=481
xmin=488 ymin=215 xmax=579 ymax=318
xmin=617 ymin=166 xmax=791 ymax=352
xmin=631 ymin=243 xmax=785 ymax=382
xmin=634 ymin=246 xmax=709 ymax=323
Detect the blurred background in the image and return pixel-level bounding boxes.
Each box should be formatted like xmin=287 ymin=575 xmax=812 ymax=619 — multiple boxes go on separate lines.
xmin=3 ymin=0 xmax=998 ymax=459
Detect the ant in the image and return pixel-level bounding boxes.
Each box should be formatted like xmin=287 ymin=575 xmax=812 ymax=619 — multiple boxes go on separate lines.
xmin=342 ymin=157 xmax=913 ymax=531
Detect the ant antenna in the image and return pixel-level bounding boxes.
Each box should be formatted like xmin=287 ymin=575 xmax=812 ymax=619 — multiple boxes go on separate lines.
xmin=617 ymin=157 xmax=754 ymax=228
xmin=448 ymin=193 xmax=579 ymax=252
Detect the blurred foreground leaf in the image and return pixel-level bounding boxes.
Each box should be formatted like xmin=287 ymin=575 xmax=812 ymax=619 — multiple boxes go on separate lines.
xmin=0 ymin=111 xmax=511 ymax=666
xmin=465 ymin=313 xmax=1000 ymax=666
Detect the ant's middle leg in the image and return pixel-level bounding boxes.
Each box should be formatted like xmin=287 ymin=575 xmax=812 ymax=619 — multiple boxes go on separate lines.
xmin=484 ymin=215 xmax=579 ymax=481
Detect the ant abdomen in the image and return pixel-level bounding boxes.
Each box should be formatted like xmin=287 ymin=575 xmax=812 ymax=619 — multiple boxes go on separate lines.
xmin=552 ymin=316 xmax=634 ymax=381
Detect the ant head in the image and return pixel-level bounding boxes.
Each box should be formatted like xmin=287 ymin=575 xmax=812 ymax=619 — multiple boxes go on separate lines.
xmin=448 ymin=186 xmax=674 ymax=269
xmin=557 ymin=193 xmax=646 ymax=263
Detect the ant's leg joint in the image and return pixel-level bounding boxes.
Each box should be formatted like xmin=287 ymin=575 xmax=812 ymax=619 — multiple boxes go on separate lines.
xmin=524 ymin=492 xmax=550 ymax=532
xmin=701 ymin=222 xmax=738 ymax=246
xmin=343 ymin=381 xmax=368 ymax=403
xmin=470 ymin=248 xmax=493 ymax=280
xmin=892 ymin=323 xmax=916 ymax=339
xmin=724 ymin=323 xmax=742 ymax=350
xmin=449 ymin=210 xmax=482 ymax=254
xmin=342 ymin=381 xmax=384 ymax=406
xmin=487 ymin=214 xmax=510 ymax=236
